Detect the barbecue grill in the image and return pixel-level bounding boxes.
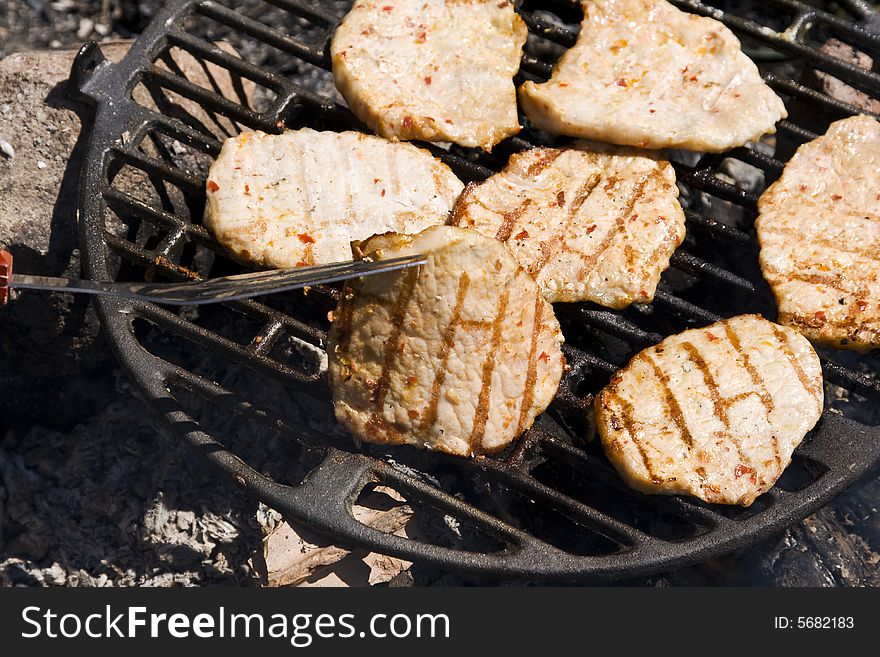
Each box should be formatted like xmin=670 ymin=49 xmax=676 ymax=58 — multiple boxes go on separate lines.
xmin=66 ymin=0 xmax=880 ymax=581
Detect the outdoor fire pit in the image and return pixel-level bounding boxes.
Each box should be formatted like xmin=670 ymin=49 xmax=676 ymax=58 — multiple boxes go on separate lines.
xmin=1 ymin=0 xmax=879 ymax=586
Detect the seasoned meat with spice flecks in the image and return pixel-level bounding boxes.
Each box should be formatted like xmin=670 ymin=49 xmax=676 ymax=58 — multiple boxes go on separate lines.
xmin=757 ymin=115 xmax=880 ymax=352
xmin=519 ymin=0 xmax=786 ymax=152
xmin=451 ymin=142 xmax=685 ymax=307
xmin=203 ymin=129 xmax=463 ymax=268
xmin=331 ymin=0 xmax=527 ymax=151
xmin=328 ymin=226 xmax=565 ymax=456
xmin=596 ymin=315 xmax=823 ymax=506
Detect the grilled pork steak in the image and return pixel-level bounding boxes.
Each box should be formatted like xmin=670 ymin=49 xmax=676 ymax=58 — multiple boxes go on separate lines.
xmin=596 ymin=314 xmax=823 ymax=506
xmin=519 ymin=0 xmax=786 ymax=152
xmin=331 ymin=0 xmax=527 ymax=151
xmin=451 ymin=143 xmax=685 ymax=307
xmin=757 ymin=114 xmax=880 ymax=352
xmin=203 ymin=129 xmax=462 ymax=268
xmin=328 ymin=226 xmax=564 ymax=456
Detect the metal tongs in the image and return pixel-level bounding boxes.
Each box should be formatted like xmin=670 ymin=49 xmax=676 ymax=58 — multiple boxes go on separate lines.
xmin=0 ymin=250 xmax=424 ymax=306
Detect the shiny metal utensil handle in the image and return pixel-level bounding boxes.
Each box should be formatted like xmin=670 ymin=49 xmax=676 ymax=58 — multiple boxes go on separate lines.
xmin=0 ymin=250 xmax=426 ymax=306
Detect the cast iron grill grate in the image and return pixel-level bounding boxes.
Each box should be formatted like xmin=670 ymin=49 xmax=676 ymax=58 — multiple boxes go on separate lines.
xmin=68 ymin=0 xmax=880 ymax=580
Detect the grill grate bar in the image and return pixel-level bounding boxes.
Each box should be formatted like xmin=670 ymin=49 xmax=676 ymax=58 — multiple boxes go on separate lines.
xmin=777 ymin=119 xmax=819 ymax=143
xmin=373 ymin=465 xmax=555 ymax=554
xmin=113 ymin=145 xmax=205 ymax=195
xmin=167 ymin=30 xmax=293 ymax=93
xmin=135 ymin=301 xmax=324 ymax=388
xmin=536 ymin=432 xmax=729 ymax=528
xmin=478 ymin=460 xmax=653 ymax=546
xmin=516 ymin=8 xmax=579 ymax=47
xmin=145 ymin=67 xmax=275 ymax=131
xmin=150 ymin=114 xmax=223 ymax=156
xmin=652 ymin=289 xmax=723 ymax=324
xmin=519 ymin=54 xmax=553 ymax=79
xmin=261 ymin=0 xmax=339 ymax=27
xmin=574 ymin=306 xmax=663 ymax=347
xmin=104 ymin=230 xmax=329 ymax=345
xmin=197 ymin=0 xmax=329 ymax=68
xmin=682 ymin=209 xmax=752 ymax=244
xmin=561 ymin=343 xmax=619 ymax=375
xmin=671 ymin=0 xmax=880 ymax=95
xmin=672 ymin=162 xmax=758 ymax=210
xmin=724 ymin=146 xmax=783 ymax=177
xmin=169 ymin=365 xmax=334 ymax=447
xmin=822 ymin=360 xmax=880 ymax=397
xmin=670 ymin=251 xmax=757 ymax=293
xmin=155 ymin=226 xmax=189 ymax=258
xmin=103 ymin=188 xmax=218 ymax=248
xmin=250 ymin=319 xmax=286 ymax=355
xmin=765 ymin=73 xmax=880 ymax=121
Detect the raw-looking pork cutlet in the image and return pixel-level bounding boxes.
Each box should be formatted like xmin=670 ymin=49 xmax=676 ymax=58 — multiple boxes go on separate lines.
xmin=451 ymin=143 xmax=686 ymax=307
xmin=756 ymin=115 xmax=880 ymax=352
xmin=596 ymin=314 xmax=823 ymax=506
xmin=519 ymin=0 xmax=787 ymax=152
xmin=328 ymin=226 xmax=565 ymax=456
xmin=331 ymin=0 xmax=527 ymax=151
xmin=203 ymin=129 xmax=463 ymax=268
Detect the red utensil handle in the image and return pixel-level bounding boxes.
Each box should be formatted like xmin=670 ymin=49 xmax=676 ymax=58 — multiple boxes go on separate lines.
xmin=0 ymin=250 xmax=12 ymax=305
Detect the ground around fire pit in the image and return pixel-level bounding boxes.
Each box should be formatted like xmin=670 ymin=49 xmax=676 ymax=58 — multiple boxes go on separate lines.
xmin=1 ymin=0 xmax=879 ymax=588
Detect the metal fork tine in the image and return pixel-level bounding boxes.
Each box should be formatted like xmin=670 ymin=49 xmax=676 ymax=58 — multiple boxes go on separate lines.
xmin=4 ymin=254 xmax=426 ymax=306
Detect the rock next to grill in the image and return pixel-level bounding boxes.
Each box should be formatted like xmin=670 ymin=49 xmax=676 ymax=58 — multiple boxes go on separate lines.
xmin=451 ymin=142 xmax=686 ymax=307
xmin=519 ymin=0 xmax=787 ymax=152
xmin=756 ymin=115 xmax=880 ymax=352
xmin=328 ymin=226 xmax=564 ymax=456
xmin=596 ymin=314 xmax=823 ymax=506
xmin=203 ymin=129 xmax=463 ymax=268
xmin=331 ymin=0 xmax=527 ymax=151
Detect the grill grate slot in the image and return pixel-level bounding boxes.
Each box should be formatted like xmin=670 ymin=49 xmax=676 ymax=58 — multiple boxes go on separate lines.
xmin=73 ymin=0 xmax=880 ymax=579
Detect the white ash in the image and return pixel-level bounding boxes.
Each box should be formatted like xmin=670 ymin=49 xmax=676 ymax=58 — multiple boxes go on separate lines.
xmin=0 ymin=138 xmax=14 ymax=159
xmin=0 ymin=398 xmax=263 ymax=586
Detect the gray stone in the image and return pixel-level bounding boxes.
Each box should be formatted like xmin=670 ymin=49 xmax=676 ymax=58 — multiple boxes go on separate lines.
xmin=0 ymin=46 xmax=134 ymax=429
xmin=0 ymin=41 xmax=257 ymax=429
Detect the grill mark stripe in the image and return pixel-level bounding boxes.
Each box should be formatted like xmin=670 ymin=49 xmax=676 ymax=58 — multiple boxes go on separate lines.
xmin=530 ymin=171 xmax=603 ymax=275
xmin=723 ymin=323 xmax=774 ymax=414
xmin=369 ymin=267 xmax=421 ymax=422
xmin=449 ymin=182 xmax=480 ymax=227
xmin=770 ymin=325 xmax=820 ymax=398
xmin=459 ymin=319 xmax=493 ymax=330
xmin=525 ymin=148 xmax=563 ymax=177
xmin=574 ymin=174 xmax=651 ymax=276
xmin=516 ymin=291 xmax=544 ymax=435
xmin=680 ymin=341 xmax=753 ymax=470
xmin=763 ymin=264 xmax=871 ymax=299
xmin=746 ymin=324 xmax=809 ymax=475
xmin=495 ymin=199 xmax=532 ymax=242
xmin=301 ymin=242 xmax=315 ymax=266
xmin=419 ymin=272 xmax=470 ymax=432
xmin=633 ymin=223 xmax=684 ymax=300
xmin=334 ymin=284 xmax=356 ymax=358
xmin=568 ymin=170 xmax=603 ymax=218
xmin=340 ymin=143 xmax=352 ymax=229
xmin=764 ymin=225 xmax=880 ymax=262
xmin=642 ymin=353 xmax=695 ymax=448
xmin=468 ymin=289 xmax=511 ymax=452
xmin=604 ymin=390 xmax=659 ymax=484
xmin=724 ymin=324 xmax=780 ymax=474
xmin=298 ymin=145 xmax=313 ymax=227
xmin=386 ymin=146 xmax=401 ymax=197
